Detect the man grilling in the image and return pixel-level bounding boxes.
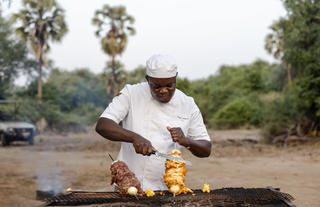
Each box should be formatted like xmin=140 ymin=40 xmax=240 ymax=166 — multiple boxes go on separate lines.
xmin=96 ymin=54 xmax=211 ymax=190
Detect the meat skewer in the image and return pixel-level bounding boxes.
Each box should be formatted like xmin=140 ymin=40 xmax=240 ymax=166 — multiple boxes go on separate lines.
xmin=110 ymin=160 xmax=144 ymax=197
xmin=163 ymin=149 xmax=193 ymax=195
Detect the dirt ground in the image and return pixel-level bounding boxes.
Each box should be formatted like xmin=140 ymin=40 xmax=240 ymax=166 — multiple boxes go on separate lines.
xmin=0 ymin=128 xmax=319 ymax=207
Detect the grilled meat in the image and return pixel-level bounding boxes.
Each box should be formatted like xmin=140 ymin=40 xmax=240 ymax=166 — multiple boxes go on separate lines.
xmin=163 ymin=149 xmax=193 ymax=195
xmin=110 ymin=160 xmax=144 ymax=196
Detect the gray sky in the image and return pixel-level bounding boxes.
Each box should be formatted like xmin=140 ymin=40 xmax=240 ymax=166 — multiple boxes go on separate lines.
xmin=4 ymin=0 xmax=286 ymax=80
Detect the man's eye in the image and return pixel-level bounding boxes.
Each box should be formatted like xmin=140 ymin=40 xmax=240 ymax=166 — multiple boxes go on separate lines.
xmin=167 ymin=84 xmax=173 ymax=87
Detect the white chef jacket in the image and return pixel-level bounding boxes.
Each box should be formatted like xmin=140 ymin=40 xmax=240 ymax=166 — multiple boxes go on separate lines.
xmin=100 ymin=82 xmax=210 ymax=190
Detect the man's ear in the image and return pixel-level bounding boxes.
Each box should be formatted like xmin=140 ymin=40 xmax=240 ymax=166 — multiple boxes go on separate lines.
xmin=145 ymin=75 xmax=149 ymax=82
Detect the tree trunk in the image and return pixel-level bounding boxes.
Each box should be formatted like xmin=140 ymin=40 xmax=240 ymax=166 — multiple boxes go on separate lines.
xmin=287 ymin=63 xmax=292 ymax=84
xmin=107 ymin=57 xmax=116 ymax=98
xmin=37 ymin=46 xmax=43 ymax=105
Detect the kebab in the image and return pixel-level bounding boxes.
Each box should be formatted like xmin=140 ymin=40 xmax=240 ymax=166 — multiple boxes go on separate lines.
xmin=163 ymin=149 xmax=193 ymax=195
xmin=110 ymin=160 xmax=144 ymax=196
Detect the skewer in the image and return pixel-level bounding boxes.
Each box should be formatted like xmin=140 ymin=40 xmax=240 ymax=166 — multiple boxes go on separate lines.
xmin=173 ymin=193 xmax=176 ymax=205
xmin=134 ymin=195 xmax=139 ymax=200
xmin=108 ymin=153 xmax=115 ymax=161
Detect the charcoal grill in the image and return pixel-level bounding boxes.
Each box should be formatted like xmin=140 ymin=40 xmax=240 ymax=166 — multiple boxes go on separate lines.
xmin=39 ymin=187 xmax=296 ymax=207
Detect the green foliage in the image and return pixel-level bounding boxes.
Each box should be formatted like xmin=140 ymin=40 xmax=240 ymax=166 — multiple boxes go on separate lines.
xmin=11 ymin=0 xmax=68 ymax=103
xmin=176 ymin=78 xmax=192 ymax=96
xmin=11 ymin=0 xmax=68 ymax=55
xmin=92 ymin=4 xmax=135 ymax=97
xmin=2 ymin=0 xmax=318 ymax=138
xmin=264 ymin=0 xmax=320 ymax=136
xmin=286 ymin=0 xmax=320 ymax=117
xmin=261 ymin=86 xmax=300 ymax=142
xmin=189 ymin=60 xmax=277 ymax=127
xmin=92 ymin=5 xmax=135 ymax=57
xmin=0 ymin=14 xmax=35 ymax=99
xmin=15 ymin=68 xmax=107 ymax=131
xmin=211 ymin=96 xmax=262 ymax=129
xmin=125 ymin=66 xmax=146 ymax=84
xmin=47 ymin=68 xmax=106 ymax=110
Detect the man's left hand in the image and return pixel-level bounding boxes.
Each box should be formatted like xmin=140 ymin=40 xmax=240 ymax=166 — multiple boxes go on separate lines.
xmin=167 ymin=126 xmax=189 ymax=147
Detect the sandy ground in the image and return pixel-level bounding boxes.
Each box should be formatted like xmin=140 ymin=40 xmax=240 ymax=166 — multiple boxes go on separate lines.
xmin=0 ymin=128 xmax=319 ymax=207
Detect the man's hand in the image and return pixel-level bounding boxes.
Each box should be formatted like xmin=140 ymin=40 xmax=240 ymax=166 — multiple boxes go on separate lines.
xmin=132 ymin=135 xmax=154 ymax=156
xmin=167 ymin=126 xmax=189 ymax=147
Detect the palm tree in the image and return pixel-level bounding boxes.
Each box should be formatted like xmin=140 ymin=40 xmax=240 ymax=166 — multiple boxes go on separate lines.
xmin=92 ymin=5 xmax=135 ymax=97
xmin=12 ymin=0 xmax=67 ymax=104
xmin=265 ymin=18 xmax=293 ymax=84
xmin=0 ymin=0 xmax=12 ymax=8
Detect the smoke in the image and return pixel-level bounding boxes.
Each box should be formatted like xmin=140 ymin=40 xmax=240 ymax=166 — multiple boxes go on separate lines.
xmin=35 ymin=152 xmax=67 ymax=194
xmin=36 ymin=173 xmax=64 ymax=194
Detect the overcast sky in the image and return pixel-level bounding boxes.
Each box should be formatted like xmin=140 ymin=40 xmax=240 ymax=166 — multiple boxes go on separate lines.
xmin=3 ymin=0 xmax=287 ymax=80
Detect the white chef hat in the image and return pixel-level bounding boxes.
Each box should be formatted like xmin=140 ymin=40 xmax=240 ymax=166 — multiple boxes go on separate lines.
xmin=146 ymin=54 xmax=178 ymax=78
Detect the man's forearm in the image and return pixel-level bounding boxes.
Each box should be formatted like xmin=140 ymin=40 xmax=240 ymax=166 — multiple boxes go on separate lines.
xmin=184 ymin=139 xmax=211 ymax=158
xmin=95 ymin=117 xmax=137 ymax=143
xmin=96 ymin=117 xmax=155 ymax=156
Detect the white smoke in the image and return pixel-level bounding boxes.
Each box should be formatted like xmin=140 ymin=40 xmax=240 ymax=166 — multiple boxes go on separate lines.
xmin=35 ymin=152 xmax=66 ymax=194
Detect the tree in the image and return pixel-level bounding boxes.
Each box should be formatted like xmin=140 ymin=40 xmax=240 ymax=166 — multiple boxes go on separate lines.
xmin=11 ymin=0 xmax=67 ymax=104
xmin=18 ymin=68 xmax=107 ymax=130
xmin=92 ymin=4 xmax=135 ymax=98
xmin=126 ymin=65 xmax=146 ymax=85
xmin=0 ymin=13 xmax=35 ymax=99
xmin=267 ymin=0 xmax=320 ymax=136
xmin=265 ymin=18 xmax=294 ymax=84
xmin=103 ymin=60 xmax=128 ymax=95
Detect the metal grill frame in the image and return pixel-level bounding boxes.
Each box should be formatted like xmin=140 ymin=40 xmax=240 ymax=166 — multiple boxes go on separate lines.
xmin=41 ymin=188 xmax=296 ymax=207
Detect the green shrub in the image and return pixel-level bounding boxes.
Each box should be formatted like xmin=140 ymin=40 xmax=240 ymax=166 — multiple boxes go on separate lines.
xmin=210 ymin=96 xmax=261 ymax=129
xmin=261 ymin=87 xmax=299 ymax=143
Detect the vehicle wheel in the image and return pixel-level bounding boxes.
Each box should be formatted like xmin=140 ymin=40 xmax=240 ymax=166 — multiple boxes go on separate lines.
xmin=1 ymin=134 xmax=9 ymax=146
xmin=28 ymin=131 xmax=34 ymax=145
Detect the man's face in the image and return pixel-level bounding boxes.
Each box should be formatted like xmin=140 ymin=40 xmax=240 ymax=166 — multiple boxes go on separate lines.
xmin=146 ymin=75 xmax=177 ymax=103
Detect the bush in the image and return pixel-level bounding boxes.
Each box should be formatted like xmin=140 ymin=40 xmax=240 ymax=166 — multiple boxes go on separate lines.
xmin=210 ymin=96 xmax=262 ymax=129
xmin=261 ymin=87 xmax=299 ymax=143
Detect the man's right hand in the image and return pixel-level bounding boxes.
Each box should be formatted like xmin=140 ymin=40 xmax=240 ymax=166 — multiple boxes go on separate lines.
xmin=132 ymin=135 xmax=154 ymax=156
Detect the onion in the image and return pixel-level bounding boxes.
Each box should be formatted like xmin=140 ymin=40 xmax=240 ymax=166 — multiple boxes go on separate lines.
xmin=111 ymin=160 xmax=119 ymax=165
xmin=127 ymin=186 xmax=138 ymax=196
xmin=169 ymin=185 xmax=180 ymax=194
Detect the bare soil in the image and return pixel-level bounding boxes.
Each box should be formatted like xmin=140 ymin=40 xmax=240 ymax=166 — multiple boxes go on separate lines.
xmin=0 ymin=128 xmax=319 ymax=207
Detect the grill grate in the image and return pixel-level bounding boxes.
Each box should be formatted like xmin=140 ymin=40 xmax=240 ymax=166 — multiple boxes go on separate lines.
xmin=42 ymin=188 xmax=295 ymax=207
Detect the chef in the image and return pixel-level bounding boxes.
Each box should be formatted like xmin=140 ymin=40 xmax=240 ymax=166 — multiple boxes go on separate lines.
xmin=96 ymin=54 xmax=211 ymax=190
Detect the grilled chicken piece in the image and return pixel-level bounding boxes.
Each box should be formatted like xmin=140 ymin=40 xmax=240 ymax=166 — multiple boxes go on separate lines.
xmin=202 ymin=184 xmax=210 ymax=193
xmin=163 ymin=149 xmax=193 ymax=195
xmin=145 ymin=189 xmax=155 ymax=197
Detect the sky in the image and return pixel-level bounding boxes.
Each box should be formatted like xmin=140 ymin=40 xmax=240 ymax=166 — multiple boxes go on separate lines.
xmin=3 ymin=0 xmax=287 ymax=80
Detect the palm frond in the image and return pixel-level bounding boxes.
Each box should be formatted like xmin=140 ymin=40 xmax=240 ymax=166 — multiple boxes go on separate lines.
xmin=92 ymin=4 xmax=135 ymax=59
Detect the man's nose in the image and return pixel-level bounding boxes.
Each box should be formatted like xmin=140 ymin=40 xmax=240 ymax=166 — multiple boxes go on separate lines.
xmin=159 ymin=87 xmax=169 ymax=93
